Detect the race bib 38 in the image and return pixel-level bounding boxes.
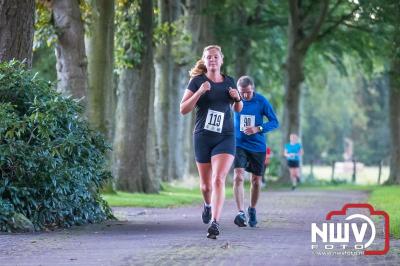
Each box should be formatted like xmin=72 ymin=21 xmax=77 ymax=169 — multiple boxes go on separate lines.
xmin=240 ymin=114 xmax=255 ymax=131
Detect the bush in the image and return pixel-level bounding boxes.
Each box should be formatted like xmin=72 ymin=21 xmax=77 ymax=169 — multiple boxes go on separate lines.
xmin=268 ymin=156 xmax=280 ymax=177
xmin=0 ymin=61 xmax=113 ymax=232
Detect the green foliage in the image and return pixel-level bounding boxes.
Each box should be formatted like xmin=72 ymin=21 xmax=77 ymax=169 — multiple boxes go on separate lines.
xmin=153 ymin=14 xmax=192 ymax=66
xmin=0 ymin=61 xmax=113 ymax=232
xmin=153 ymin=21 xmax=175 ymax=46
xmin=170 ymin=19 xmax=193 ymax=66
xmin=267 ymin=156 xmax=281 ymax=177
xmin=214 ymin=0 xmax=287 ymax=110
xmin=32 ymin=46 xmax=57 ymax=82
xmin=114 ymin=0 xmax=143 ymax=69
xmin=34 ymin=1 xmax=57 ymax=49
xmin=302 ymin=60 xmax=389 ymax=165
xmin=34 ymin=0 xmax=92 ymax=49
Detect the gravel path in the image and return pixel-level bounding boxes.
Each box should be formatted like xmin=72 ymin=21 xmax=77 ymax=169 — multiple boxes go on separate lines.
xmin=1 ymin=189 xmax=399 ymax=266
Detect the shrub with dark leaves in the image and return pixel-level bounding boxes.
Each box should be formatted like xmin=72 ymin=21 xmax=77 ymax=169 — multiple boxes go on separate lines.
xmin=0 ymin=61 xmax=113 ymax=232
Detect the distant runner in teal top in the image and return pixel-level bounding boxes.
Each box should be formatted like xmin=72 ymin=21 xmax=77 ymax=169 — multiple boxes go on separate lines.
xmin=232 ymin=76 xmax=279 ymax=228
xmin=284 ymin=134 xmax=304 ymax=190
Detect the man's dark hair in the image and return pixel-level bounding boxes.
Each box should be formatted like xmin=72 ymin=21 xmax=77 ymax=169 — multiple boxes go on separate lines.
xmin=237 ymin=75 xmax=255 ymax=89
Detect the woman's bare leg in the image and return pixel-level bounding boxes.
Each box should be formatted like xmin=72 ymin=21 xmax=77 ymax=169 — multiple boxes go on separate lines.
xmin=210 ymin=153 xmax=234 ymax=221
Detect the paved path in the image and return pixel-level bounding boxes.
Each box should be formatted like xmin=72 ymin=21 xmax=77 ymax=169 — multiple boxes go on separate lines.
xmin=1 ymin=189 xmax=399 ymax=266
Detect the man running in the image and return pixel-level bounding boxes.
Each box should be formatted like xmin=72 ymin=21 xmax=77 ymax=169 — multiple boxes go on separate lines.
xmin=233 ymin=76 xmax=279 ymax=227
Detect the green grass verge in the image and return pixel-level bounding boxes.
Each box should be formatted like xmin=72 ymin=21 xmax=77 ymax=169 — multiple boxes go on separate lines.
xmin=102 ymin=183 xmax=233 ymax=208
xmin=368 ymin=186 xmax=400 ymax=239
xmin=297 ymin=183 xmax=379 ymax=191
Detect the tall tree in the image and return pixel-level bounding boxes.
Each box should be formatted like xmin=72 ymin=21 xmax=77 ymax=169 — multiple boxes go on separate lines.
xmin=388 ymin=42 xmax=400 ymax=184
xmin=185 ymin=0 xmax=215 ymax=51
xmin=165 ymin=3 xmax=191 ymax=181
xmin=278 ymin=0 xmax=364 ymax=182
xmin=0 ymin=0 xmax=35 ymax=67
xmin=383 ymin=1 xmax=400 ymax=184
xmin=154 ymin=0 xmax=204 ymax=181
xmin=279 ymin=0 xmax=329 ymax=182
xmin=182 ymin=0 xmax=216 ymax=177
xmin=52 ymin=0 xmax=88 ymax=99
xmin=85 ymin=0 xmax=115 ymax=140
xmin=154 ymin=0 xmax=179 ymax=181
xmin=112 ymin=0 xmax=157 ymax=192
xmin=216 ymin=0 xmax=272 ymax=78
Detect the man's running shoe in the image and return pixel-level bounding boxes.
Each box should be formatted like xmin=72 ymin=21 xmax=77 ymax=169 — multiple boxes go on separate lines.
xmin=248 ymin=207 xmax=257 ymax=227
xmin=207 ymin=220 xmax=220 ymax=239
xmin=202 ymin=204 xmax=211 ymax=224
xmin=234 ymin=211 xmax=247 ymax=227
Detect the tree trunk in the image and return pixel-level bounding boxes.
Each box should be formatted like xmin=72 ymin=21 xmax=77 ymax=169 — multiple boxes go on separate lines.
xmin=234 ymin=38 xmax=250 ymax=78
xmin=280 ymin=49 xmax=305 ymax=183
xmin=147 ymin=63 xmax=160 ymax=190
xmin=186 ymin=0 xmax=215 ymax=52
xmin=278 ymin=0 xmax=328 ymax=183
xmin=0 ymin=0 xmax=35 ymax=67
xmin=387 ymin=60 xmax=400 ymax=185
xmin=85 ymin=0 xmax=115 ymax=193
xmin=183 ymin=0 xmax=216 ymax=177
xmin=85 ymin=0 xmax=115 ymax=139
xmin=154 ymin=0 xmax=177 ymax=182
xmin=113 ymin=0 xmax=157 ymax=193
xmin=53 ymin=0 xmax=88 ymax=100
xmin=234 ymin=9 xmax=251 ymax=78
xmin=169 ymin=65 xmax=188 ymax=180
xmin=387 ymin=13 xmax=400 ymax=185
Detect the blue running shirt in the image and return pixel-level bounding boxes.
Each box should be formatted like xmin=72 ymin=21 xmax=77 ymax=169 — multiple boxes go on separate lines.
xmin=234 ymin=93 xmax=279 ymax=152
xmin=285 ymin=143 xmax=302 ymax=161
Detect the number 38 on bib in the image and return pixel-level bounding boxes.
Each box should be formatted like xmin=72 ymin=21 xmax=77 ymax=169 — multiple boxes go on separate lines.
xmin=240 ymin=114 xmax=255 ymax=131
xmin=204 ymin=109 xmax=224 ymax=133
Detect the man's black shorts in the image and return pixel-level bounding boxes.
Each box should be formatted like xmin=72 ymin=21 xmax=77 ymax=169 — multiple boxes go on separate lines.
xmin=287 ymin=160 xmax=300 ymax=168
xmin=234 ymin=147 xmax=266 ymax=176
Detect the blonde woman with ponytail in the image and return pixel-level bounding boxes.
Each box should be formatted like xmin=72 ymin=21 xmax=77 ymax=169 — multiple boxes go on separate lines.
xmin=180 ymin=45 xmax=243 ymax=239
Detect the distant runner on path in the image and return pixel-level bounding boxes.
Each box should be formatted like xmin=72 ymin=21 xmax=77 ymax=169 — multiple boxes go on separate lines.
xmin=180 ymin=45 xmax=243 ymax=239
xmin=284 ymin=133 xmax=304 ymax=190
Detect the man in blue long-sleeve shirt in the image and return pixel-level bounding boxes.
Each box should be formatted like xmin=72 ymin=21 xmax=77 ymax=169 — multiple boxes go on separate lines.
xmin=233 ymin=76 xmax=279 ymax=227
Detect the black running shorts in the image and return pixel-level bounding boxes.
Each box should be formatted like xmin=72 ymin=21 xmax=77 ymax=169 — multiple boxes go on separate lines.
xmin=234 ymin=147 xmax=266 ymax=176
xmin=287 ymin=160 xmax=300 ymax=168
xmin=193 ymin=133 xmax=235 ymax=163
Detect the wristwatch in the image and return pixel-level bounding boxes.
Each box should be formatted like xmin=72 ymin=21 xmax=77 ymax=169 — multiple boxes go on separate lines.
xmin=234 ymin=96 xmax=242 ymax=102
xmin=258 ymin=126 xmax=263 ymax=132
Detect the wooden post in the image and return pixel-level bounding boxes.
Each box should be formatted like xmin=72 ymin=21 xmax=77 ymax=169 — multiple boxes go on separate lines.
xmin=378 ymin=160 xmax=382 ymax=185
xmin=352 ymin=159 xmax=356 ymax=183
xmin=331 ymin=160 xmax=335 ymax=182
xmin=310 ymin=159 xmax=314 ymax=179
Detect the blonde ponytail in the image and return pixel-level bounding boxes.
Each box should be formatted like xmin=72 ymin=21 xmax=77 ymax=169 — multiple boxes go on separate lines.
xmin=189 ymin=59 xmax=207 ymax=78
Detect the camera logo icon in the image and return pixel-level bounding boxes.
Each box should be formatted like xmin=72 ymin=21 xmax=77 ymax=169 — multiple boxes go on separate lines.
xmin=311 ymin=203 xmax=390 ymax=255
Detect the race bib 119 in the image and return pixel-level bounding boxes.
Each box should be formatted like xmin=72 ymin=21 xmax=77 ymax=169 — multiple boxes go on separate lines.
xmin=240 ymin=114 xmax=255 ymax=131
xmin=204 ymin=109 xmax=224 ymax=133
